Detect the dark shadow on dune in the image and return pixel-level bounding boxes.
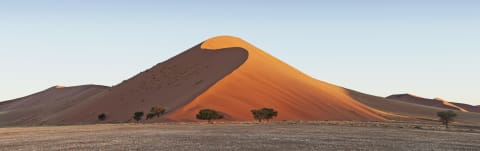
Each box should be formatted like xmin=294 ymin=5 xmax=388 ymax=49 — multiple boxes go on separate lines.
xmin=47 ymin=44 xmax=249 ymax=124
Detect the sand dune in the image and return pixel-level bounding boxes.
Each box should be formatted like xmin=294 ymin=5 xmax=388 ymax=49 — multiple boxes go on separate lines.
xmin=0 ymin=85 xmax=108 ymax=126
xmin=450 ymin=102 xmax=480 ymax=113
xmin=386 ymin=94 xmax=468 ymax=112
xmin=51 ymin=36 xmax=385 ymax=123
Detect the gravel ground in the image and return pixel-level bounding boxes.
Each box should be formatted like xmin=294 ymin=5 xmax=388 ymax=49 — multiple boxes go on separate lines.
xmin=0 ymin=121 xmax=479 ymax=151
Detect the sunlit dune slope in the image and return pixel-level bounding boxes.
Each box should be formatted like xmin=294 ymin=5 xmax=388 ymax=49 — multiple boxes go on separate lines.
xmin=166 ymin=36 xmax=385 ymax=121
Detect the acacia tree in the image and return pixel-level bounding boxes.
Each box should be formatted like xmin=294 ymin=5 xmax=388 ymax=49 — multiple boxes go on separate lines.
xmin=147 ymin=106 xmax=166 ymax=120
xmin=196 ymin=109 xmax=224 ymax=123
xmin=146 ymin=113 xmax=155 ymax=120
xmin=133 ymin=112 xmax=144 ymax=122
xmin=150 ymin=106 xmax=166 ymax=117
xmin=437 ymin=110 xmax=457 ymax=128
xmin=251 ymin=108 xmax=278 ymax=122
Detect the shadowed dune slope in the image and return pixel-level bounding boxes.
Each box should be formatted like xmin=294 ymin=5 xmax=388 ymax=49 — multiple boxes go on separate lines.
xmin=0 ymin=85 xmax=108 ymax=126
xmin=347 ymin=90 xmax=480 ymax=124
xmin=48 ymin=44 xmax=249 ymax=123
xmin=387 ymin=94 xmax=467 ymax=112
xmin=166 ymin=36 xmax=385 ymax=121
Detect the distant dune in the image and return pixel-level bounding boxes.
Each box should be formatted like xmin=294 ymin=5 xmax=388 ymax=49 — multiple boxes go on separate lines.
xmin=449 ymin=103 xmax=480 ymax=113
xmin=1 ymin=36 xmax=480 ymax=126
xmin=0 ymin=85 xmax=108 ymax=126
xmin=386 ymin=94 xmax=468 ymax=112
xmin=347 ymin=90 xmax=480 ymax=124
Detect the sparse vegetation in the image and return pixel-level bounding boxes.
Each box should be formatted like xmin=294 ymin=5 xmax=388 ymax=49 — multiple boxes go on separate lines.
xmin=251 ymin=108 xmax=278 ymax=122
xmin=146 ymin=106 xmax=166 ymax=120
xmin=196 ymin=109 xmax=224 ymax=123
xmin=437 ymin=110 xmax=457 ymax=128
xmin=98 ymin=113 xmax=106 ymax=121
xmin=146 ymin=113 xmax=155 ymax=120
xmin=133 ymin=112 xmax=144 ymax=122
xmin=151 ymin=106 xmax=166 ymax=117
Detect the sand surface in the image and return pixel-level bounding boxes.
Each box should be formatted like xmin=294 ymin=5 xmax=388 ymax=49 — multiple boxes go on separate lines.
xmin=1 ymin=122 xmax=479 ymax=151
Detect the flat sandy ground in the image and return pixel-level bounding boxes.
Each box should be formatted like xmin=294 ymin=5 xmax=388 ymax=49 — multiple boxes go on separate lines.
xmin=1 ymin=121 xmax=479 ymax=151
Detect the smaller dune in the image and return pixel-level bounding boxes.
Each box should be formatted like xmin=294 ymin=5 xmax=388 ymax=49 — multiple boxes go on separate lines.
xmin=0 ymin=85 xmax=108 ymax=126
xmin=451 ymin=102 xmax=480 ymax=113
xmin=386 ymin=94 xmax=468 ymax=112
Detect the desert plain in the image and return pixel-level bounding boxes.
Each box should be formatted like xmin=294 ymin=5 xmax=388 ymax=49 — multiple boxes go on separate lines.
xmin=1 ymin=121 xmax=479 ymax=151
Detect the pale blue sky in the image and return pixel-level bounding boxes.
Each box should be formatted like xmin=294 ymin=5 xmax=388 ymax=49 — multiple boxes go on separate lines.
xmin=1 ymin=0 xmax=479 ymax=105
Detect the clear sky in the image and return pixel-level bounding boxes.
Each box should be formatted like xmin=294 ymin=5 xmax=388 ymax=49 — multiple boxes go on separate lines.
xmin=1 ymin=0 xmax=479 ymax=105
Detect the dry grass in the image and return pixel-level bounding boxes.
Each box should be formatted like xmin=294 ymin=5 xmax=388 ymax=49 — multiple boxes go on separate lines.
xmin=0 ymin=121 xmax=479 ymax=151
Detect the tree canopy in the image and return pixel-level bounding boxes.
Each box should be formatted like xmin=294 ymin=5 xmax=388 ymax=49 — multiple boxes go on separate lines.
xmin=147 ymin=106 xmax=166 ymax=120
xmin=98 ymin=113 xmax=106 ymax=121
xmin=251 ymin=108 xmax=278 ymax=122
xmin=133 ymin=112 xmax=144 ymax=122
xmin=196 ymin=109 xmax=224 ymax=123
xmin=437 ymin=110 xmax=457 ymax=128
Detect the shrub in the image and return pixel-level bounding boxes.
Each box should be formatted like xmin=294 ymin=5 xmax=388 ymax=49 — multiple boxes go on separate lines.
xmin=437 ymin=110 xmax=457 ymax=128
xmin=133 ymin=112 xmax=144 ymax=122
xmin=146 ymin=113 xmax=155 ymax=120
xmin=196 ymin=109 xmax=224 ymax=123
xmin=146 ymin=106 xmax=166 ymax=120
xmin=150 ymin=106 xmax=166 ymax=117
xmin=98 ymin=113 xmax=106 ymax=121
xmin=251 ymin=108 xmax=278 ymax=122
